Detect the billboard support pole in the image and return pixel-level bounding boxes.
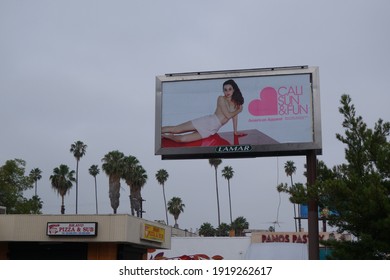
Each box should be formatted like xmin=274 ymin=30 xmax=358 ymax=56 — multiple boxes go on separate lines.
xmin=306 ymin=149 xmax=319 ymax=260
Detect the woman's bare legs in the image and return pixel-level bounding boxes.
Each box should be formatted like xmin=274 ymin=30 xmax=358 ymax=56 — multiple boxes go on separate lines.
xmin=162 ymin=121 xmax=194 ymax=134
xmin=162 ymin=121 xmax=203 ymax=142
xmin=163 ymin=131 xmax=203 ymax=142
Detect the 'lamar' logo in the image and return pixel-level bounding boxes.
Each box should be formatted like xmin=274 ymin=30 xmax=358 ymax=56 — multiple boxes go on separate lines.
xmin=216 ymin=145 xmax=252 ymax=153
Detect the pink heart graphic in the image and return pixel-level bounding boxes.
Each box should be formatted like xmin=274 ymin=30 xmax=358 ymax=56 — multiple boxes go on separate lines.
xmin=248 ymin=87 xmax=278 ymax=116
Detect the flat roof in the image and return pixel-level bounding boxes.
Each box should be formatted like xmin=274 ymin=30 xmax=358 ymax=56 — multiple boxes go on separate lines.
xmin=0 ymin=214 xmax=171 ymax=249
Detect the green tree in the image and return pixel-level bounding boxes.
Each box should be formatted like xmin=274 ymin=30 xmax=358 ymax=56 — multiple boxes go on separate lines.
xmin=70 ymin=140 xmax=87 ymax=214
xmin=284 ymin=160 xmax=299 ymax=231
xmin=88 ymin=164 xmax=100 ymax=214
xmin=50 ymin=164 xmax=75 ymax=214
xmin=304 ymin=160 xmax=336 ymax=232
xmin=155 ymin=169 xmax=169 ymax=225
xmin=14 ymin=195 xmax=43 ymax=214
xmin=320 ymin=94 xmax=390 ymax=259
xmin=101 ymin=150 xmax=125 ymax=214
xmin=231 ymin=216 xmax=249 ymax=236
xmin=29 ymin=168 xmax=42 ymax=196
xmin=198 ymin=222 xmax=216 ymax=237
xmin=123 ymin=157 xmax=147 ymax=217
xmin=278 ymin=95 xmax=390 ymax=259
xmin=122 ymin=155 xmax=139 ymax=216
xmin=221 ymin=166 xmax=234 ymax=224
xmin=209 ymin=158 xmax=222 ymax=226
xmin=167 ymin=196 xmax=185 ymax=228
xmin=0 ymin=159 xmax=42 ymax=214
xmin=216 ymin=222 xmax=231 ymax=237
xmin=277 ymin=182 xmax=307 ymax=208
xmin=278 ymin=162 xmax=336 ymax=233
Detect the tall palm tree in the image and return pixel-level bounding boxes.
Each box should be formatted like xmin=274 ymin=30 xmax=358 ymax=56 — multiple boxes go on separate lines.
xmin=88 ymin=164 xmax=100 ymax=214
xmin=50 ymin=164 xmax=75 ymax=214
xmin=155 ymin=169 xmax=169 ymax=225
xmin=29 ymin=168 xmax=42 ymax=196
xmin=209 ymin=158 xmax=222 ymax=226
xmin=122 ymin=155 xmax=145 ymax=217
xmin=124 ymin=163 xmax=147 ymax=217
xmin=221 ymin=165 xmax=234 ymax=224
xmin=70 ymin=140 xmax=87 ymax=214
xmin=284 ymin=160 xmax=298 ymax=231
xmin=101 ymin=150 xmax=125 ymax=214
xmin=167 ymin=196 xmax=185 ymax=228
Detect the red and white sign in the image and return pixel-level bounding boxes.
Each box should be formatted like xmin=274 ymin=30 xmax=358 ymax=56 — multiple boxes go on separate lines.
xmin=47 ymin=222 xmax=97 ymax=236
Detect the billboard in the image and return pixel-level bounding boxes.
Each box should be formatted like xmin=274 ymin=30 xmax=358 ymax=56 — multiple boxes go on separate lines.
xmin=155 ymin=66 xmax=321 ymax=159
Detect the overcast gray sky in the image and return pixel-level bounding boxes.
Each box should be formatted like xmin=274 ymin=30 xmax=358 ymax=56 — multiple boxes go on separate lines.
xmin=1 ymin=0 xmax=389 ymax=232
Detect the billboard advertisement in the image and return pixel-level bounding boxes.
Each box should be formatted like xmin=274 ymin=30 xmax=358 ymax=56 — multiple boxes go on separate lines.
xmin=155 ymin=66 xmax=321 ymax=159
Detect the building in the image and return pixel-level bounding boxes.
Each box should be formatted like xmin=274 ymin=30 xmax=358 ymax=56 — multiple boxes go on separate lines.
xmin=148 ymin=231 xmax=350 ymax=260
xmin=0 ymin=214 xmax=171 ymax=260
xmin=0 ymin=213 xmax=349 ymax=260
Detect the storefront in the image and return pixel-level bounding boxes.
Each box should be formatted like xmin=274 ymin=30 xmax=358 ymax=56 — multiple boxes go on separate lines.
xmin=148 ymin=231 xmax=350 ymax=260
xmin=0 ymin=214 xmax=171 ymax=260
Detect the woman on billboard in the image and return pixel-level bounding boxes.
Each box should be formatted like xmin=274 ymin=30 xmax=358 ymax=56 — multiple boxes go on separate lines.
xmin=162 ymin=79 xmax=244 ymax=142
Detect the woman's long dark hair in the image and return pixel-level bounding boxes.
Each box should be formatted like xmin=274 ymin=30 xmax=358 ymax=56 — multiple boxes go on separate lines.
xmin=223 ymin=79 xmax=244 ymax=107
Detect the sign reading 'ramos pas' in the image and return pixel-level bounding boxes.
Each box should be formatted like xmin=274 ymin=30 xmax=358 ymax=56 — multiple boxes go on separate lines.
xmin=155 ymin=66 xmax=322 ymax=159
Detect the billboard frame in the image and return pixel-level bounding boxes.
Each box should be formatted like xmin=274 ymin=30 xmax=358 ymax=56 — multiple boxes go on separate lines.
xmin=155 ymin=66 xmax=321 ymax=160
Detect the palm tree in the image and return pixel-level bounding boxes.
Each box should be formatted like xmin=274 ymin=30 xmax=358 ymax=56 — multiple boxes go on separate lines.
xmin=284 ymin=160 xmax=298 ymax=231
xmin=208 ymin=158 xmax=222 ymax=226
xmin=122 ymin=156 xmax=147 ymax=217
xmin=88 ymin=164 xmax=100 ymax=214
xmin=155 ymin=169 xmax=169 ymax=225
xmin=122 ymin=155 xmax=139 ymax=216
xmin=221 ymin=165 xmax=234 ymax=224
xmin=131 ymin=165 xmax=148 ymax=217
xmin=198 ymin=222 xmax=216 ymax=237
xmin=70 ymin=140 xmax=87 ymax=214
xmin=167 ymin=196 xmax=185 ymax=228
xmin=101 ymin=150 xmax=125 ymax=214
xmin=29 ymin=168 xmax=42 ymax=196
xmin=216 ymin=222 xmax=231 ymax=237
xmin=50 ymin=164 xmax=75 ymax=214
xmin=231 ymin=216 xmax=249 ymax=236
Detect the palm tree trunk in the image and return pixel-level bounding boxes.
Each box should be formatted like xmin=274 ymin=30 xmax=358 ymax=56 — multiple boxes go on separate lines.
xmin=94 ymin=177 xmax=98 ymax=214
xmin=162 ymin=185 xmax=169 ymax=225
xmin=174 ymin=218 xmax=178 ymax=228
xmin=109 ymin=176 xmax=120 ymax=214
xmin=290 ymin=175 xmax=298 ymax=232
xmin=276 ymin=191 xmax=281 ymax=226
xmin=215 ymin=167 xmax=221 ymax=226
xmin=61 ymin=195 xmax=65 ymax=214
xmin=130 ymin=185 xmax=136 ymax=216
xmin=228 ymin=179 xmax=232 ymax=224
xmin=298 ymin=205 xmax=302 ymax=232
xmin=75 ymin=159 xmax=79 ymax=214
